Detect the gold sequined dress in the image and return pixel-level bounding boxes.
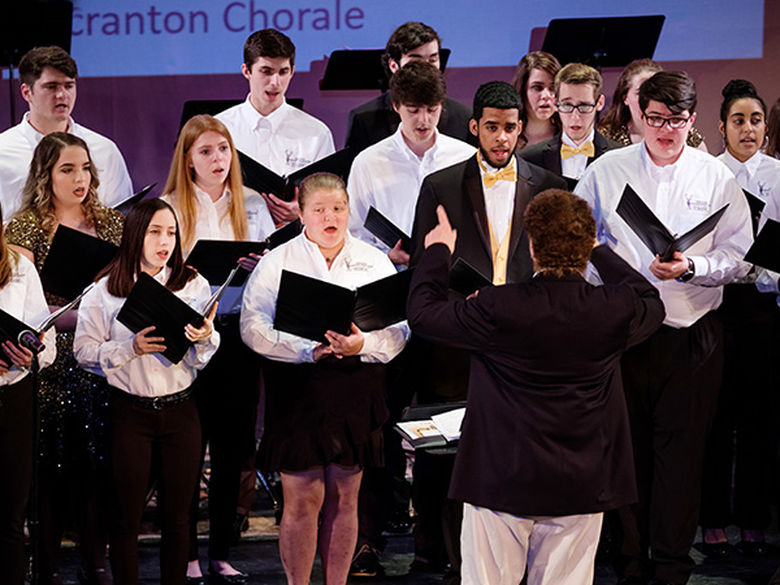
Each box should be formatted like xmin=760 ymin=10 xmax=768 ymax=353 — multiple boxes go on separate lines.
xmin=599 ymin=123 xmax=705 ymax=148
xmin=6 ymin=208 xmax=124 ymax=469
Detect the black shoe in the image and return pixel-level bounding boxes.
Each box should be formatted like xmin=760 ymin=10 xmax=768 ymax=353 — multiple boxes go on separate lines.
xmin=701 ymin=540 xmax=730 ymax=558
xmin=77 ymin=567 xmax=112 ymax=585
xmin=349 ymin=545 xmax=384 ymax=578
xmin=208 ymin=571 xmax=248 ymax=584
xmin=737 ymin=540 xmax=768 ymax=556
xmin=185 ymin=577 xmax=206 ymax=585
xmin=617 ymin=577 xmax=645 ymax=585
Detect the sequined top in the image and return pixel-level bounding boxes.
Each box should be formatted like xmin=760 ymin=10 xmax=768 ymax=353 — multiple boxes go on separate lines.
xmin=6 ymin=207 xmax=124 ymax=304
xmin=599 ymin=123 xmax=705 ymax=149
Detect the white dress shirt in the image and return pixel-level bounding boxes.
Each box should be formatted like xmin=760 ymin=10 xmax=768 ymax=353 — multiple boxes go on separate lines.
xmin=347 ymin=126 xmax=475 ymax=252
xmin=718 ymin=150 xmax=780 ymax=296
xmin=216 ymin=99 xmax=335 ymax=176
xmin=161 ymin=186 xmax=275 ymax=314
xmin=73 ymin=268 xmax=220 ymax=397
xmin=0 ymin=113 xmax=133 ymax=219
xmin=240 ymin=231 xmax=409 ymax=364
xmin=575 ymin=142 xmax=753 ymax=328
xmin=561 ymin=128 xmax=595 ymax=181
xmin=0 ymin=253 xmax=56 ymax=386
xmin=477 ymin=156 xmax=516 ymax=247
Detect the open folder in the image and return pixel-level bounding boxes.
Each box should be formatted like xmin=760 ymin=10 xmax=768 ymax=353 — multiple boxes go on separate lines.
xmin=745 ymin=218 xmax=780 ymax=272
xmin=0 ymin=283 xmax=94 ymax=362
xmin=615 ymin=184 xmax=729 ymax=262
xmin=237 ymin=149 xmax=355 ymax=202
xmin=114 ymin=183 xmax=156 ymax=216
xmin=742 ymin=189 xmax=766 ymax=236
xmin=364 ymin=206 xmax=410 ymax=251
xmin=185 ymin=220 xmax=303 ymax=286
xmin=116 ymin=267 xmax=237 ymax=364
xmin=273 ymin=268 xmax=413 ymax=343
xmin=394 ymin=401 xmax=466 ymax=450
xmin=449 ymin=257 xmax=491 ymax=297
xmin=40 ymin=225 xmax=118 ymax=300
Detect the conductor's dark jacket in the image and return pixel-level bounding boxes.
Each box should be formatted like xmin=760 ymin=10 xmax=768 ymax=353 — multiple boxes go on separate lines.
xmin=407 ymin=243 xmax=665 ymax=516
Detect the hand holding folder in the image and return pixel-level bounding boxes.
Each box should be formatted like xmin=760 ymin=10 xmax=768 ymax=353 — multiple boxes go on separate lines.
xmin=615 ymin=184 xmax=729 ymax=262
xmin=237 ymin=149 xmax=355 ymax=202
xmin=273 ymin=269 xmax=413 ymax=343
xmin=116 ymin=267 xmax=236 ymax=364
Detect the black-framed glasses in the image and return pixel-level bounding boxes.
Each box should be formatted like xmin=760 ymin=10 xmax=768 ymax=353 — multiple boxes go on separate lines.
xmin=555 ymin=101 xmax=597 ymax=114
xmin=642 ymin=113 xmax=692 ymax=129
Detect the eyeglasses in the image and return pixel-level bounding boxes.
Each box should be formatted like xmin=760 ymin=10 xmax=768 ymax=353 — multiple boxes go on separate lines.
xmin=642 ymin=113 xmax=692 ymax=129
xmin=555 ymin=101 xmax=597 ymax=114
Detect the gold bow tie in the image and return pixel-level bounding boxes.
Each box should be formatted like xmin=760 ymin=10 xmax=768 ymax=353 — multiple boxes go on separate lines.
xmin=477 ymin=152 xmax=518 ymax=189
xmin=560 ymin=141 xmax=595 ymax=160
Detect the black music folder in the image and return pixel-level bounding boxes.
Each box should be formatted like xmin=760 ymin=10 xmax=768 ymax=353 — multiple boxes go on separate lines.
xmin=745 ymin=218 xmax=780 ymax=272
xmin=616 ymin=184 xmax=729 ymax=262
xmin=364 ymin=206 xmax=410 ymax=251
xmin=273 ymin=269 xmax=412 ymax=342
xmin=116 ymin=267 xmax=234 ymax=365
xmin=185 ymin=220 xmax=303 ymax=286
xmin=449 ymin=258 xmax=491 ymax=297
xmin=186 ymin=241 xmax=266 ymax=286
xmin=40 ymin=225 xmax=118 ymax=300
xmin=0 ymin=310 xmax=47 ymax=363
xmin=114 ymin=183 xmax=156 ymax=216
xmin=742 ymin=189 xmax=766 ymax=236
xmin=237 ymin=149 xmax=355 ymax=202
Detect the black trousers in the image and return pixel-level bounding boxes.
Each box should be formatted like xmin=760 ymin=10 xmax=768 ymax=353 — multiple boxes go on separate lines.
xmin=700 ymin=285 xmax=779 ymax=530
xmin=0 ymin=377 xmax=33 ymax=585
xmin=110 ymin=390 xmax=201 ymax=585
xmin=617 ymin=313 xmax=723 ymax=584
xmin=188 ymin=317 xmax=261 ymax=562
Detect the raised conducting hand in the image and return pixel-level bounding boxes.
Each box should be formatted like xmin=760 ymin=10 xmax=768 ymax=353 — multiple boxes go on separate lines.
xmin=424 ymin=205 xmax=457 ymax=253
xmin=133 ymin=326 xmax=167 ymax=355
xmin=185 ymin=302 xmax=217 ymax=342
xmin=324 ymin=323 xmax=365 ymax=358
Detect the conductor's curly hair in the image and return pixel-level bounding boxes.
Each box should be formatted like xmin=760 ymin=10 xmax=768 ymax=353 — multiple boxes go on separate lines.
xmin=524 ymin=189 xmax=595 ymax=277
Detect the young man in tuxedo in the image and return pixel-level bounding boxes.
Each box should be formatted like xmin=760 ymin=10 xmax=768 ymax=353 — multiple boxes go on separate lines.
xmin=345 ymin=21 xmax=474 ymax=154
xmin=405 ymin=81 xmax=565 ymax=583
xmin=518 ymin=62 xmax=619 ymax=188
xmin=575 ymin=71 xmax=752 ymax=585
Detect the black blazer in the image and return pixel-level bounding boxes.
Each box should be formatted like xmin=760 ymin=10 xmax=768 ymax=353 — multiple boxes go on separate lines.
xmin=517 ymin=130 xmax=620 ymax=179
xmin=407 ymin=244 xmax=665 ymax=516
xmin=407 ymin=155 xmax=566 ymax=403
xmin=345 ymin=92 xmax=475 ymax=154
xmin=410 ymin=154 xmax=567 ymax=285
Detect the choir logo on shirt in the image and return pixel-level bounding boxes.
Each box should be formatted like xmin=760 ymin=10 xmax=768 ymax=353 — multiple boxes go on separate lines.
xmin=285 ymin=150 xmax=312 ymax=170
xmin=684 ymin=195 xmax=710 ymax=213
xmin=344 ymin=258 xmax=373 ymax=272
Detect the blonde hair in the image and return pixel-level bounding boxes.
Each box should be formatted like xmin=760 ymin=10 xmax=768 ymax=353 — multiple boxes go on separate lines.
xmin=554 ymin=63 xmax=603 ymax=100
xmin=18 ymin=132 xmax=106 ymax=238
xmin=162 ymin=115 xmax=248 ymax=250
xmin=298 ymin=173 xmax=349 ymax=209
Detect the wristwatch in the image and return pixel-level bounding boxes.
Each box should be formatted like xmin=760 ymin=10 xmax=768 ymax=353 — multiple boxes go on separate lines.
xmin=676 ymin=257 xmax=695 ymax=283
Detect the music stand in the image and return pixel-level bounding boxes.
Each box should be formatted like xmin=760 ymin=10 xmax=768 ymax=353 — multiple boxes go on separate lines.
xmin=0 ymin=0 xmax=73 ymax=127
xmin=541 ymin=15 xmax=665 ymax=68
xmin=319 ymin=48 xmax=452 ymax=91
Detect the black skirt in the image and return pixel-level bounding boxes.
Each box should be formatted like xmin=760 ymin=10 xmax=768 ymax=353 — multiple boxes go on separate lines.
xmin=257 ymin=356 xmax=388 ymax=473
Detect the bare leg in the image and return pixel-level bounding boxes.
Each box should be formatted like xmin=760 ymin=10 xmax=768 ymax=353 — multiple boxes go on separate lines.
xmin=319 ymin=465 xmax=362 ymax=585
xmin=279 ymin=470 xmax=326 ymax=585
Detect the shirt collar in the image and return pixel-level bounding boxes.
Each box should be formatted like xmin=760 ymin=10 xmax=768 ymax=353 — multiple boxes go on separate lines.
xmin=242 ymin=95 xmax=288 ymax=132
xmin=561 ymin=128 xmax=595 ymax=148
xmin=21 ymin=111 xmax=74 ymax=144
xmin=722 ymin=149 xmax=762 ymax=179
xmin=640 ymin=139 xmax=688 ymax=180
xmin=392 ymin=124 xmax=440 ymax=163
xmin=193 ymin=184 xmax=231 ymax=206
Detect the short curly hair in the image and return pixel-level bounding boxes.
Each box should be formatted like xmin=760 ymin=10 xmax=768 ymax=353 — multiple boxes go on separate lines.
xmin=390 ymin=61 xmax=446 ymax=107
xmin=524 ymin=189 xmax=595 ymax=276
